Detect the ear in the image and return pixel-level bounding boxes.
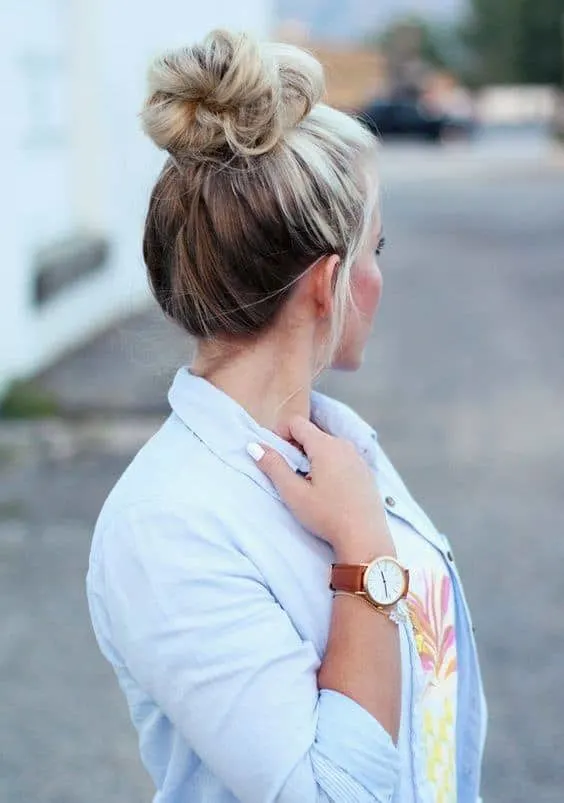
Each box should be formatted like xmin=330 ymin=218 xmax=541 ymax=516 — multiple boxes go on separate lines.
xmin=310 ymin=254 xmax=340 ymax=319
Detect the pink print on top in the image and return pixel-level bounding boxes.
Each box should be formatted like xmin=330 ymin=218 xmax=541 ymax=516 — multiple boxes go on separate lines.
xmin=408 ymin=570 xmax=458 ymax=802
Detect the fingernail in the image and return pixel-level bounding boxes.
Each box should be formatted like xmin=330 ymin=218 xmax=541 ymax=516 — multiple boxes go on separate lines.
xmin=246 ymin=443 xmax=265 ymax=462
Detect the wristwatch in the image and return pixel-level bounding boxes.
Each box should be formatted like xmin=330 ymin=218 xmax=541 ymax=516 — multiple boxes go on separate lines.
xmin=330 ymin=557 xmax=409 ymax=614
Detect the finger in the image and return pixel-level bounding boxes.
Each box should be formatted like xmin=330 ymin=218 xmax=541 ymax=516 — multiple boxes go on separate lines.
xmin=247 ymin=443 xmax=307 ymax=504
xmin=287 ymin=415 xmax=330 ymax=458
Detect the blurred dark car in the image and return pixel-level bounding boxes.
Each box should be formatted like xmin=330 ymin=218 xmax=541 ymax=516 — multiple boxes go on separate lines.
xmin=358 ymin=99 xmax=475 ymax=142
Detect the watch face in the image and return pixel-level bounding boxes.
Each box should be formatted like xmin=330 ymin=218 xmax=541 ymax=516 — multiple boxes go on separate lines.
xmin=365 ymin=558 xmax=406 ymax=606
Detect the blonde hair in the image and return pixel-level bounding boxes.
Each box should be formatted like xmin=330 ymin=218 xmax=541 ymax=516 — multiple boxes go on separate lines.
xmin=141 ymin=29 xmax=379 ymax=363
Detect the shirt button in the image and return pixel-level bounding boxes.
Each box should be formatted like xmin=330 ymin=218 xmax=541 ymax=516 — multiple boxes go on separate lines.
xmin=385 ymin=496 xmax=396 ymax=508
xmin=446 ymin=550 xmax=454 ymax=562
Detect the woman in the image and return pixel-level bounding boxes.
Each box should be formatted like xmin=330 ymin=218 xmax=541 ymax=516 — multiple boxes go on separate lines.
xmin=86 ymin=30 xmax=487 ymax=803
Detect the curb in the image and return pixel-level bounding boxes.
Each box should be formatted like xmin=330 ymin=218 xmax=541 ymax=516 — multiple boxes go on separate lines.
xmin=0 ymin=416 xmax=163 ymax=465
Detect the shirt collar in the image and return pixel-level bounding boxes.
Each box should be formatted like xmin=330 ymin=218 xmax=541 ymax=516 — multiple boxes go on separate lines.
xmin=168 ymin=367 xmax=380 ymax=500
xmin=168 ymin=368 xmax=451 ymax=558
xmin=311 ymin=390 xmax=379 ymax=470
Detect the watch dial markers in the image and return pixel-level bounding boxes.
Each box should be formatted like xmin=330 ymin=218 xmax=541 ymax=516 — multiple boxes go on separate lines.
xmin=365 ymin=558 xmax=406 ymax=605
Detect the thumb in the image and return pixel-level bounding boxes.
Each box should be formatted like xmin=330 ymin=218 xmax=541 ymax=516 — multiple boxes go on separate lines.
xmin=247 ymin=443 xmax=306 ymax=505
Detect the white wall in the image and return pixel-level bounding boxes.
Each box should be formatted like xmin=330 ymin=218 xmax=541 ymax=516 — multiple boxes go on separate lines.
xmin=0 ymin=0 xmax=271 ymax=396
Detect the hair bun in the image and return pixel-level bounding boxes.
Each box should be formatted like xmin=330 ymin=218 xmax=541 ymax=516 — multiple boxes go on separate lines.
xmin=140 ymin=29 xmax=324 ymax=160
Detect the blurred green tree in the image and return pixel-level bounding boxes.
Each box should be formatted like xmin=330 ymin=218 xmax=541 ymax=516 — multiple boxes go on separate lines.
xmin=365 ymin=15 xmax=466 ymax=99
xmin=462 ymin=0 xmax=564 ymax=85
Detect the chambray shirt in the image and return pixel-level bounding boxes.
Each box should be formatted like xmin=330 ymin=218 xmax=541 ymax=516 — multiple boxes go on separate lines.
xmin=86 ymin=367 xmax=487 ymax=803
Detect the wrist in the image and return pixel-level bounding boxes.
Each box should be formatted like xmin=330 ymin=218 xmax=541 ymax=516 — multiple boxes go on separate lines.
xmin=334 ymin=533 xmax=396 ymax=564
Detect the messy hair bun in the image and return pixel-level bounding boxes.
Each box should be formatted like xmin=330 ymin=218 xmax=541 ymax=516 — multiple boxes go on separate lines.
xmin=140 ymin=29 xmax=324 ymax=159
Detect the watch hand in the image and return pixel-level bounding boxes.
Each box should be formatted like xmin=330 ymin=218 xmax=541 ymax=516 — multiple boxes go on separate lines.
xmin=381 ymin=570 xmax=388 ymax=598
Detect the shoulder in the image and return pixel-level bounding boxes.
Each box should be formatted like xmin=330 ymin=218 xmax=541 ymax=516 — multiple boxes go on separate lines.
xmin=90 ymin=413 xmax=262 ymax=572
xmin=98 ymin=411 xmax=255 ymax=523
xmin=88 ymin=472 xmax=267 ymax=630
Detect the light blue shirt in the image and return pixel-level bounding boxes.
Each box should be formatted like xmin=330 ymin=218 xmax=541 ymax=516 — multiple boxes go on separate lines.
xmin=86 ymin=367 xmax=486 ymax=803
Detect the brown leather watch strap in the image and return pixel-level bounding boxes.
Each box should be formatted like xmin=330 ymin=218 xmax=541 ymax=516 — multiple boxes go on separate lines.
xmin=330 ymin=564 xmax=368 ymax=593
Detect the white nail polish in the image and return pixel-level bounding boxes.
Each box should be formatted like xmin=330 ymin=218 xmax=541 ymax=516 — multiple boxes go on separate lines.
xmin=246 ymin=443 xmax=265 ymax=462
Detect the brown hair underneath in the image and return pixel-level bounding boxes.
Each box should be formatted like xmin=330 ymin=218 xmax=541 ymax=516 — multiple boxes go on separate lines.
xmin=144 ymin=157 xmax=325 ymax=338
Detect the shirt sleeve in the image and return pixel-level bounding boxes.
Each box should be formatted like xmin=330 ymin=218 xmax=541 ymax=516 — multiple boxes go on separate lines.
xmin=94 ymin=503 xmax=400 ymax=803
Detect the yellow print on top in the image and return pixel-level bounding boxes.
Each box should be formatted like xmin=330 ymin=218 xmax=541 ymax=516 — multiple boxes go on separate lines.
xmin=408 ymin=572 xmax=458 ymax=803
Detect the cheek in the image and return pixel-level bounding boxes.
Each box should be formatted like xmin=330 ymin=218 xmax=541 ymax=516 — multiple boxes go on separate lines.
xmin=331 ymin=261 xmax=383 ymax=371
xmin=352 ymin=263 xmax=383 ymax=320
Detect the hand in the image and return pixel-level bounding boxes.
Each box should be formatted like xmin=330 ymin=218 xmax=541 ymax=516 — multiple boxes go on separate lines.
xmin=247 ymin=415 xmax=395 ymax=562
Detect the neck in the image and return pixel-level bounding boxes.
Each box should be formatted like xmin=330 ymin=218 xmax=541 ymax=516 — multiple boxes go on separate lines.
xmin=191 ymin=332 xmax=315 ymax=441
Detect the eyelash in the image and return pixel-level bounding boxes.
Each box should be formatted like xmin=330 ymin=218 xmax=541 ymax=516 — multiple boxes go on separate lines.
xmin=375 ymin=236 xmax=386 ymax=257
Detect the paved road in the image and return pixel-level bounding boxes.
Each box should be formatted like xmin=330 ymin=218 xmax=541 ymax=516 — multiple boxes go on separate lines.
xmin=1 ymin=148 xmax=563 ymax=802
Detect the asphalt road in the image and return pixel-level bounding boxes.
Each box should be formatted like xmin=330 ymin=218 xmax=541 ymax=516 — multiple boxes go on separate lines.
xmin=1 ymin=144 xmax=563 ymax=802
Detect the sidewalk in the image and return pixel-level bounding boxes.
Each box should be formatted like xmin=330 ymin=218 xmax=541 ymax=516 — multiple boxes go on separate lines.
xmin=31 ymin=306 xmax=185 ymax=416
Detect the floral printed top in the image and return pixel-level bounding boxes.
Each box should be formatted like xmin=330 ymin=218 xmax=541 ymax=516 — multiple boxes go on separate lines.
xmin=396 ymin=519 xmax=459 ymax=803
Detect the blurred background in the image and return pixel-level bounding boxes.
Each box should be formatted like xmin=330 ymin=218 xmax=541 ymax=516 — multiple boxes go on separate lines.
xmin=1 ymin=0 xmax=563 ymax=801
